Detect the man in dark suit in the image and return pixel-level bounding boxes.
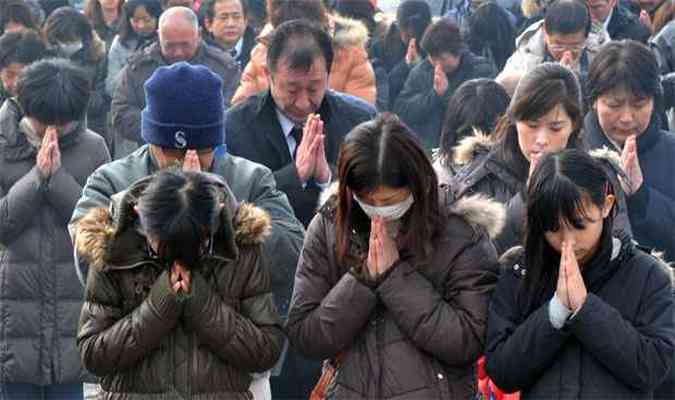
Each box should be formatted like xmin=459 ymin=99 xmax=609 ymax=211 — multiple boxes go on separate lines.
xmin=225 ymin=19 xmax=375 ymax=400
xmin=226 ymin=19 xmax=376 ymax=228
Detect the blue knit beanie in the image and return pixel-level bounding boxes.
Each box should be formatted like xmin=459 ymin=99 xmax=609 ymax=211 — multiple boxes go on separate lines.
xmin=141 ymin=62 xmax=225 ymax=149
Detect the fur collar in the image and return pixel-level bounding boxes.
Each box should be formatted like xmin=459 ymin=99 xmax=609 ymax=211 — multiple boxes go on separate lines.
xmin=449 ymin=131 xmax=624 ymax=173
xmin=588 ymin=146 xmax=622 ymax=170
xmin=331 ymin=13 xmax=370 ymax=49
xmin=75 ymin=175 xmax=271 ymax=272
xmin=452 ymin=129 xmax=495 ymax=167
xmin=317 ymin=182 xmax=505 ymax=240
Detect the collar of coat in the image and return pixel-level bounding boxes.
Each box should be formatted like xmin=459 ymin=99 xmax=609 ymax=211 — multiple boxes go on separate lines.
xmin=449 ymin=129 xmax=624 ymax=180
xmin=585 ymin=110 xmax=663 ymax=155
xmin=316 ymin=181 xmax=506 ymax=240
xmin=75 ymin=172 xmax=271 ymax=272
xmin=0 ymin=98 xmax=87 ymax=161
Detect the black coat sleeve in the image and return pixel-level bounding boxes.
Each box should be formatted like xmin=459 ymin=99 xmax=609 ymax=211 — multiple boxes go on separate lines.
xmin=393 ymin=62 xmax=444 ymax=126
xmin=485 ymin=269 xmax=571 ymax=393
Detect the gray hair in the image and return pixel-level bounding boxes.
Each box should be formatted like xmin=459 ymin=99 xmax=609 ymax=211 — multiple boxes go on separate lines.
xmin=159 ymin=6 xmax=199 ymax=31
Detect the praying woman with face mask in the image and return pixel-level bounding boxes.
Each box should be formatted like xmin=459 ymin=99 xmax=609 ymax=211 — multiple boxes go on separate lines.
xmin=286 ymin=113 xmax=503 ymax=399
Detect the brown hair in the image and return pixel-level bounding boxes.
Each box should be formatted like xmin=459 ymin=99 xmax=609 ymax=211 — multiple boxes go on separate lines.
xmin=653 ymin=0 xmax=674 ymax=36
xmin=494 ymin=63 xmax=584 ymax=180
xmin=335 ymin=113 xmax=440 ymax=267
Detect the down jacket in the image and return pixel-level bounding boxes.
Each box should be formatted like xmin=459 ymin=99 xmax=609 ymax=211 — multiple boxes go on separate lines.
xmin=393 ymin=54 xmax=496 ymax=149
xmin=230 ymin=14 xmax=377 ymax=106
xmin=69 ymin=145 xmax=304 ymax=321
xmin=76 ymin=174 xmax=284 ymax=399
xmin=486 ymin=236 xmax=675 ymax=399
xmin=447 ymin=132 xmax=633 ymax=255
xmin=286 ymin=186 xmax=503 ymax=399
xmin=0 ymin=99 xmax=110 ymax=385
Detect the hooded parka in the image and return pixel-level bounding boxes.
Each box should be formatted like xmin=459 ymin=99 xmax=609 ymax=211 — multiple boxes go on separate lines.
xmin=76 ymin=174 xmax=284 ymax=399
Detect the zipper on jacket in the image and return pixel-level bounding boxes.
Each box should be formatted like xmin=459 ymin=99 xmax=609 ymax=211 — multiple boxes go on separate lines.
xmin=187 ymin=330 xmax=193 ymax=399
xmin=375 ymin=306 xmax=384 ymax=398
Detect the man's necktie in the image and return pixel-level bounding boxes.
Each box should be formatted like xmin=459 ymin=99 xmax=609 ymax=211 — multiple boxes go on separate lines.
xmin=290 ymin=126 xmax=303 ymax=159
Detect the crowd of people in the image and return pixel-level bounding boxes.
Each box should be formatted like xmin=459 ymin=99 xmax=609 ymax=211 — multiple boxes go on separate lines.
xmin=0 ymin=0 xmax=675 ymax=399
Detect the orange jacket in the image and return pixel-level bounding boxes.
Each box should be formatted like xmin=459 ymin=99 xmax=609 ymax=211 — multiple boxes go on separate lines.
xmin=231 ymin=15 xmax=376 ymax=106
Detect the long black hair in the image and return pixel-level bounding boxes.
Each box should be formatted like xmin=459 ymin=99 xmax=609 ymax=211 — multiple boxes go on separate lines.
xmin=439 ymin=78 xmax=510 ymax=165
xmin=335 ymin=113 xmax=440 ymax=266
xmin=137 ymin=170 xmax=222 ymax=270
xmin=494 ymin=62 xmax=584 ymax=181
xmin=523 ymin=149 xmax=615 ymax=311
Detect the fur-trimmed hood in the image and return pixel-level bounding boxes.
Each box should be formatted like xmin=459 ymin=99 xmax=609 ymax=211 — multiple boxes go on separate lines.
xmin=447 ymin=131 xmax=624 ymax=173
xmin=317 ymin=182 xmax=505 ymax=240
xmin=331 ymin=13 xmax=370 ymax=49
xmin=75 ymin=173 xmax=271 ymax=272
xmin=452 ymin=129 xmax=495 ymax=167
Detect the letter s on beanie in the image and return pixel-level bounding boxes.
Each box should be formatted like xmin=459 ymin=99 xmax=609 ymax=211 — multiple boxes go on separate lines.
xmin=141 ymin=62 xmax=225 ymax=149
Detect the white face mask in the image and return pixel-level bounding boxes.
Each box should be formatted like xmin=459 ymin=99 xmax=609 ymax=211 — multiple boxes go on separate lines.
xmin=353 ymin=193 xmax=415 ymax=221
xmin=57 ymin=41 xmax=83 ymax=57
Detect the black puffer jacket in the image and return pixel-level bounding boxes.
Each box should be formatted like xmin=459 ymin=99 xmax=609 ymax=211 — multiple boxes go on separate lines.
xmin=76 ymin=174 xmax=284 ymax=399
xmin=0 ymin=99 xmax=110 ymax=385
xmin=486 ymin=236 xmax=675 ymax=399
xmin=448 ymin=133 xmax=633 ymax=255
xmin=607 ymin=4 xmax=650 ymax=43
xmin=393 ymin=52 xmax=496 ymax=148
